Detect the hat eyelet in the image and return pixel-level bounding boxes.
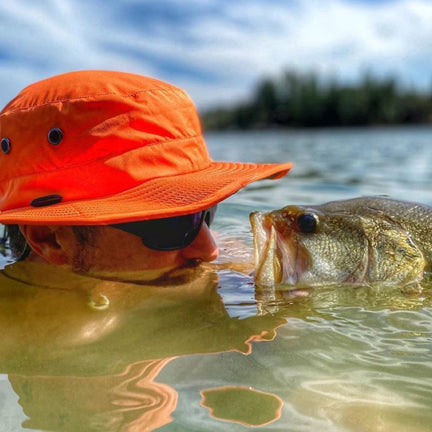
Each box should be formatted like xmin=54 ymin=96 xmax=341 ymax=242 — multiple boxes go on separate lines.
xmin=1 ymin=138 xmax=11 ymax=154
xmin=47 ymin=128 xmax=63 ymax=145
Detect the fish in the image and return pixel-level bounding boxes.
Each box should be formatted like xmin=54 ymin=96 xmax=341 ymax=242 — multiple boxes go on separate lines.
xmin=249 ymin=197 xmax=432 ymax=287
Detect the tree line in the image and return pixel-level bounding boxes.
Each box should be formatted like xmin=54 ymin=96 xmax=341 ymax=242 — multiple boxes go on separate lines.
xmin=201 ymin=71 xmax=432 ymax=130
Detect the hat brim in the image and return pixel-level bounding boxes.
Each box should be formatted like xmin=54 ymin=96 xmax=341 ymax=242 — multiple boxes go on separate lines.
xmin=0 ymin=161 xmax=292 ymax=225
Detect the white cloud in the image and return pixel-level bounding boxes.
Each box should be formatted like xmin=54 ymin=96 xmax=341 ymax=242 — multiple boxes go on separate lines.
xmin=0 ymin=0 xmax=432 ymax=109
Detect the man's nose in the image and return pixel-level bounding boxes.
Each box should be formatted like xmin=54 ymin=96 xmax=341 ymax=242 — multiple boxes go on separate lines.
xmin=180 ymin=223 xmax=219 ymax=262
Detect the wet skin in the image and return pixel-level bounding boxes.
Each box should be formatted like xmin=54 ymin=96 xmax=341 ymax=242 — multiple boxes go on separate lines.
xmin=20 ymin=222 xmax=219 ymax=279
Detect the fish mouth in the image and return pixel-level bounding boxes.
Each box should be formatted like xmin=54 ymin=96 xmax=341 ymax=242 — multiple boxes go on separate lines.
xmin=249 ymin=212 xmax=299 ymax=287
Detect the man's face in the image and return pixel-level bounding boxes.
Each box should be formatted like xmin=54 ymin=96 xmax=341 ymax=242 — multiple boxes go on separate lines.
xmin=22 ymin=222 xmax=219 ymax=279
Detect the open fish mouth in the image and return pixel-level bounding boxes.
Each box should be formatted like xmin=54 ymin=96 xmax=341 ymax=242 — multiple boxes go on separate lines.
xmin=249 ymin=212 xmax=298 ymax=286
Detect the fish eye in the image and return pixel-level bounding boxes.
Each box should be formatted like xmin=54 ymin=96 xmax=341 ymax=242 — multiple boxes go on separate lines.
xmin=297 ymin=213 xmax=318 ymax=234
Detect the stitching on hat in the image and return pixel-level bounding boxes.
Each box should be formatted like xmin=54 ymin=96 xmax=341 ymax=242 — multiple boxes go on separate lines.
xmin=0 ymin=134 xmax=203 ymax=183
xmin=33 ymin=161 xmax=238 ymax=209
xmin=0 ymin=160 xmax=226 ymax=218
xmin=1 ymin=87 xmax=188 ymax=114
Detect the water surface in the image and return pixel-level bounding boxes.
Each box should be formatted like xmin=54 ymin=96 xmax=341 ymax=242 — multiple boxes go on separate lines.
xmin=1 ymin=127 xmax=432 ymax=431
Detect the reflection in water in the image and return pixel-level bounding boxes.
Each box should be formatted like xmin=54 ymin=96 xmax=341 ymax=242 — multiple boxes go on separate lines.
xmin=201 ymin=386 xmax=283 ymax=427
xmin=0 ymin=261 xmax=285 ymax=431
xmin=10 ymin=359 xmax=176 ymax=432
xmin=251 ymin=283 xmax=432 ymax=432
xmin=1 ymin=258 xmax=432 ymax=431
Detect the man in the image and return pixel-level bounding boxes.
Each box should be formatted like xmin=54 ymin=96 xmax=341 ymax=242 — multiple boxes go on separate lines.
xmin=0 ymin=71 xmax=292 ymax=430
xmin=0 ymin=70 xmax=292 ymax=277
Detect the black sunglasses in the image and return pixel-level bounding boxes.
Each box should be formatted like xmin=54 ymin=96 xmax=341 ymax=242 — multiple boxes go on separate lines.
xmin=110 ymin=206 xmax=217 ymax=251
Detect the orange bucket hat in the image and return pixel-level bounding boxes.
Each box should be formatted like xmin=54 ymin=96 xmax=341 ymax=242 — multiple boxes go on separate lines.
xmin=0 ymin=70 xmax=292 ymax=225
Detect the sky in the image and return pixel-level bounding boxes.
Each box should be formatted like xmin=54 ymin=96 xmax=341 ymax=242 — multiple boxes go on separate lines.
xmin=0 ymin=0 xmax=432 ymax=110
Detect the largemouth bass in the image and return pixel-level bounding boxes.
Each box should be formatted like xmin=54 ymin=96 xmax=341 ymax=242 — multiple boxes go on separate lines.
xmin=250 ymin=197 xmax=432 ymax=287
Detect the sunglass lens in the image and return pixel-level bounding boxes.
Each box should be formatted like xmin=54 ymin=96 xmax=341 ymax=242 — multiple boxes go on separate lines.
xmin=111 ymin=211 xmax=204 ymax=251
xmin=111 ymin=206 xmax=217 ymax=251
xmin=143 ymin=212 xmax=203 ymax=250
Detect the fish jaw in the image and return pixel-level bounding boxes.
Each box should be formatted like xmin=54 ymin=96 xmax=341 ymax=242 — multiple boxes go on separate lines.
xmin=249 ymin=212 xmax=298 ymax=286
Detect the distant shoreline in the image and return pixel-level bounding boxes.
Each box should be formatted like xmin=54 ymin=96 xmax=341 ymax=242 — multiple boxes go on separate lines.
xmin=201 ymin=70 xmax=432 ymax=131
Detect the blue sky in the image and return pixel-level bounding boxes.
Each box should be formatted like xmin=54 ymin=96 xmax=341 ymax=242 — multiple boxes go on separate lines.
xmin=1 ymin=0 xmax=432 ymax=109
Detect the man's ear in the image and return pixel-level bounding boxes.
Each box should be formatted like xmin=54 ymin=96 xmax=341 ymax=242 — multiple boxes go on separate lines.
xmin=19 ymin=225 xmax=69 ymax=265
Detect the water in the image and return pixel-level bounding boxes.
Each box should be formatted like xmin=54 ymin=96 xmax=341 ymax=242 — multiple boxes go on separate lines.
xmin=1 ymin=126 xmax=432 ymax=431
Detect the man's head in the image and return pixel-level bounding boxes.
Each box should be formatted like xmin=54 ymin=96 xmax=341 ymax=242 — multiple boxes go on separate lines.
xmin=0 ymin=71 xmax=291 ymax=274
xmin=8 ymin=208 xmax=219 ymax=276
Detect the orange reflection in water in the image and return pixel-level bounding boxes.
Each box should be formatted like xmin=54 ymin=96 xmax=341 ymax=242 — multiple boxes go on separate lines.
xmin=10 ymin=359 xmax=177 ymax=432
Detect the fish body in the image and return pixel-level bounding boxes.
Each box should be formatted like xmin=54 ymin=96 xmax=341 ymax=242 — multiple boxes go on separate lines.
xmin=250 ymin=197 xmax=432 ymax=287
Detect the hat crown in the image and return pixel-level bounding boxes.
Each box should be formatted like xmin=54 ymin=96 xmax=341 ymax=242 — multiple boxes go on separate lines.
xmin=3 ymin=71 xmax=182 ymax=113
xmin=0 ymin=70 xmax=210 ymax=212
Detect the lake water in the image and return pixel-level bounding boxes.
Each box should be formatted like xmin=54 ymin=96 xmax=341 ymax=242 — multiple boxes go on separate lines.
xmin=1 ymin=127 xmax=432 ymax=431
